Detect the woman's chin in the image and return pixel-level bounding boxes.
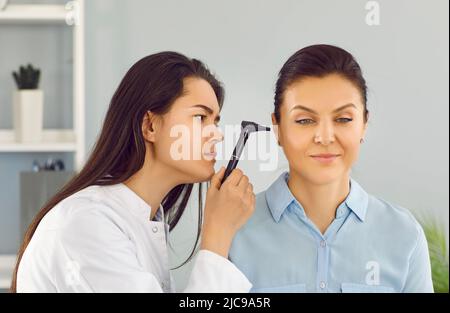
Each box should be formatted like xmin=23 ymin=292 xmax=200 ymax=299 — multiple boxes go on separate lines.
xmin=291 ymin=165 xmax=342 ymax=185
xmin=305 ymin=170 xmax=346 ymax=185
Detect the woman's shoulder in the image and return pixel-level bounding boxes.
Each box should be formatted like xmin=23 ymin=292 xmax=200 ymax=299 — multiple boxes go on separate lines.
xmin=366 ymin=193 xmax=423 ymax=238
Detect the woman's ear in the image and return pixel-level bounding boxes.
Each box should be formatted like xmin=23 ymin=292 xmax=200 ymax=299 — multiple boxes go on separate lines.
xmin=142 ymin=111 xmax=159 ymax=143
xmin=271 ymin=113 xmax=281 ymax=146
xmin=362 ymin=111 xmax=370 ymax=139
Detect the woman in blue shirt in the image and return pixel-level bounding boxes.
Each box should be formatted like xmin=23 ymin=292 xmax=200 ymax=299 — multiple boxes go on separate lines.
xmin=229 ymin=44 xmax=433 ymax=293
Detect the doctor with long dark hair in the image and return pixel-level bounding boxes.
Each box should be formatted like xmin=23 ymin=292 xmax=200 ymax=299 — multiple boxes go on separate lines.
xmin=12 ymin=52 xmax=255 ymax=293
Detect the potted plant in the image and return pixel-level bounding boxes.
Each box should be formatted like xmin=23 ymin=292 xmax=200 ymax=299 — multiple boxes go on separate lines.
xmin=12 ymin=64 xmax=43 ymax=143
xmin=0 ymin=0 xmax=8 ymax=11
xmin=416 ymin=213 xmax=449 ymax=293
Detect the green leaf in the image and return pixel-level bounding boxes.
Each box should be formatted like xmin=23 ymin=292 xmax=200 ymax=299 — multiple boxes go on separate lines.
xmin=416 ymin=212 xmax=449 ymax=293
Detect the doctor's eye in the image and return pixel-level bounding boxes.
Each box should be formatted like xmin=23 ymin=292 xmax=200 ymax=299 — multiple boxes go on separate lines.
xmin=194 ymin=114 xmax=207 ymax=122
xmin=336 ymin=118 xmax=353 ymax=123
xmin=296 ymin=119 xmax=315 ymax=125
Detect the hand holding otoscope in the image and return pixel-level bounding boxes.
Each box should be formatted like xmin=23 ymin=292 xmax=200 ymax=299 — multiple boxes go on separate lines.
xmin=201 ymin=121 xmax=272 ymax=258
xmin=221 ymin=121 xmax=271 ymax=184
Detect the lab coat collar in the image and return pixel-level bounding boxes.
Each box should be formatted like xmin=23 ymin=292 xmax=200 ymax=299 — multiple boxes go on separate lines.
xmin=265 ymin=172 xmax=368 ymax=223
xmin=108 ymin=183 xmax=165 ymax=223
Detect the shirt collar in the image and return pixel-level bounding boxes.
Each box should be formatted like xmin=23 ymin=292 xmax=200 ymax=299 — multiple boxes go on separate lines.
xmin=265 ymin=172 xmax=296 ymax=223
xmin=344 ymin=178 xmax=368 ymax=222
xmin=265 ymin=172 xmax=368 ymax=223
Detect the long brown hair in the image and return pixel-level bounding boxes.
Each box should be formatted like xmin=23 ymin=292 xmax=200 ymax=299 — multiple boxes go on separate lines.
xmin=10 ymin=51 xmax=224 ymax=292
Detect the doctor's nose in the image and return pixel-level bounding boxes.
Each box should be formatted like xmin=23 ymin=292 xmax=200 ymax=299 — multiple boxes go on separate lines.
xmin=211 ymin=125 xmax=224 ymax=143
xmin=314 ymin=122 xmax=335 ymax=145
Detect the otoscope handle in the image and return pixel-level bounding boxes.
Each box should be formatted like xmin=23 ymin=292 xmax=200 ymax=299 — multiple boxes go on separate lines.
xmin=222 ymin=156 xmax=240 ymax=184
xmin=221 ymin=130 xmax=249 ymax=184
xmin=219 ymin=121 xmax=270 ymax=185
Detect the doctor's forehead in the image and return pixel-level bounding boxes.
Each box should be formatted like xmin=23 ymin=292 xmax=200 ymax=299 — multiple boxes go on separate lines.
xmin=175 ymin=77 xmax=221 ymax=113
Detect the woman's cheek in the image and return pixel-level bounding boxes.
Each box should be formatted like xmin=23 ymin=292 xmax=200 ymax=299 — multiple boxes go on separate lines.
xmin=341 ymin=137 xmax=362 ymax=165
xmin=284 ymin=134 xmax=309 ymax=164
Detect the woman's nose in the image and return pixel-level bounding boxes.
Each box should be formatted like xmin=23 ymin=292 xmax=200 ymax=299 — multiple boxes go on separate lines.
xmin=314 ymin=121 xmax=335 ymax=145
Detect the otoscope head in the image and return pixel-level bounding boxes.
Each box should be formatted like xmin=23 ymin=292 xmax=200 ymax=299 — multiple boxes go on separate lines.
xmin=241 ymin=121 xmax=271 ymax=133
xmin=220 ymin=120 xmax=272 ymax=184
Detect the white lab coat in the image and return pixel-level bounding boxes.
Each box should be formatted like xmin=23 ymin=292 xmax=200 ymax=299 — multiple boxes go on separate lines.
xmin=17 ymin=183 xmax=252 ymax=293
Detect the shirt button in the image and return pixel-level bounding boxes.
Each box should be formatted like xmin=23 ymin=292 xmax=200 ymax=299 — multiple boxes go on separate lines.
xmin=320 ymin=281 xmax=327 ymax=289
xmin=152 ymin=226 xmax=158 ymax=233
xmin=320 ymin=240 xmax=327 ymax=247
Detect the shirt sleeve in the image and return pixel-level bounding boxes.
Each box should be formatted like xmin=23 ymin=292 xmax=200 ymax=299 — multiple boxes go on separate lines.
xmin=402 ymin=223 xmax=434 ymax=293
xmin=54 ymin=206 xmax=164 ymax=293
xmin=183 ymin=249 xmax=252 ymax=293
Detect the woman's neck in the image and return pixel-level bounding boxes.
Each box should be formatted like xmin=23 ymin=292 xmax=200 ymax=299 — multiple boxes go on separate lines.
xmin=124 ymin=156 xmax=179 ymax=220
xmin=287 ymin=171 xmax=350 ymax=234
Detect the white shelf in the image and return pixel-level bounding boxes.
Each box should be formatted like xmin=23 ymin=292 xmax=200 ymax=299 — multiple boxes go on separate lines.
xmin=0 ymin=0 xmax=85 ymax=169
xmin=0 ymin=255 xmax=16 ymax=290
xmin=0 ymin=143 xmax=76 ymax=153
xmin=0 ymin=4 xmax=69 ymax=24
xmin=0 ymin=129 xmax=77 ymax=152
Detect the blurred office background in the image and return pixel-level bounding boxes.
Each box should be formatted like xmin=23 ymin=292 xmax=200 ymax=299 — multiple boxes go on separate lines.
xmin=0 ymin=0 xmax=448 ymax=291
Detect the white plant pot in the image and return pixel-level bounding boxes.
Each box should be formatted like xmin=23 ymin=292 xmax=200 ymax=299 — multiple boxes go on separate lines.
xmin=13 ymin=90 xmax=44 ymax=143
xmin=0 ymin=0 xmax=8 ymax=11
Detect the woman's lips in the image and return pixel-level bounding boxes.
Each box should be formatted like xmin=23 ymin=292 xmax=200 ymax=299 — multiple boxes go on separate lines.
xmin=310 ymin=154 xmax=340 ymax=164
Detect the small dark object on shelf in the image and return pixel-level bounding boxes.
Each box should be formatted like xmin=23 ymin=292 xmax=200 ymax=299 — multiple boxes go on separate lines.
xmin=32 ymin=158 xmax=66 ymax=172
xmin=12 ymin=64 xmax=41 ymax=90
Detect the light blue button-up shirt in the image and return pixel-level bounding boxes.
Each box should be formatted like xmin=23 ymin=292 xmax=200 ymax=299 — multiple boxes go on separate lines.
xmin=229 ymin=172 xmax=433 ymax=293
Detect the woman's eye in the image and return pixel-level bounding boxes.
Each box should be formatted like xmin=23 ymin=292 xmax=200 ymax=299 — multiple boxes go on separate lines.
xmin=336 ymin=118 xmax=353 ymax=123
xmin=296 ymin=119 xmax=315 ymax=125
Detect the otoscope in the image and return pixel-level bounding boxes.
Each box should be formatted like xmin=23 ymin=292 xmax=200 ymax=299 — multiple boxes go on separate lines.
xmin=221 ymin=121 xmax=271 ymax=184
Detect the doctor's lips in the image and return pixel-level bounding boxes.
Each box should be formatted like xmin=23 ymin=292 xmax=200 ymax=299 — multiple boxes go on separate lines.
xmin=310 ymin=153 xmax=341 ymax=164
xmin=203 ymin=149 xmax=217 ymax=160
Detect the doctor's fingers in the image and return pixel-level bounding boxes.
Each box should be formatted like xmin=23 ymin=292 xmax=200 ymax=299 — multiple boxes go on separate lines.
xmin=243 ymin=188 xmax=256 ymax=213
xmin=236 ymin=175 xmax=250 ymax=192
xmin=241 ymin=181 xmax=254 ymax=200
xmin=210 ymin=167 xmax=226 ymax=191
xmin=223 ymin=168 xmax=244 ymax=187
xmin=245 ymin=182 xmax=254 ymax=195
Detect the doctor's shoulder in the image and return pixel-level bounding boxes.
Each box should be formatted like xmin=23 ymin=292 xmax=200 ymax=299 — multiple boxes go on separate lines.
xmin=39 ymin=184 xmax=124 ymax=233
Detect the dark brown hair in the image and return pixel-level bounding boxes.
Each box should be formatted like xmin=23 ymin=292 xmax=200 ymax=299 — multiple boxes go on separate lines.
xmin=274 ymin=44 xmax=369 ymax=122
xmin=11 ymin=51 xmax=224 ymax=292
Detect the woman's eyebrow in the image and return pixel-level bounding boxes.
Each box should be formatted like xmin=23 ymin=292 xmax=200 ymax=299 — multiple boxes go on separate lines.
xmin=290 ymin=105 xmax=317 ymax=114
xmin=191 ymin=104 xmax=221 ymax=122
xmin=332 ymin=103 xmax=358 ymax=113
xmin=290 ymin=103 xmax=357 ymax=114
